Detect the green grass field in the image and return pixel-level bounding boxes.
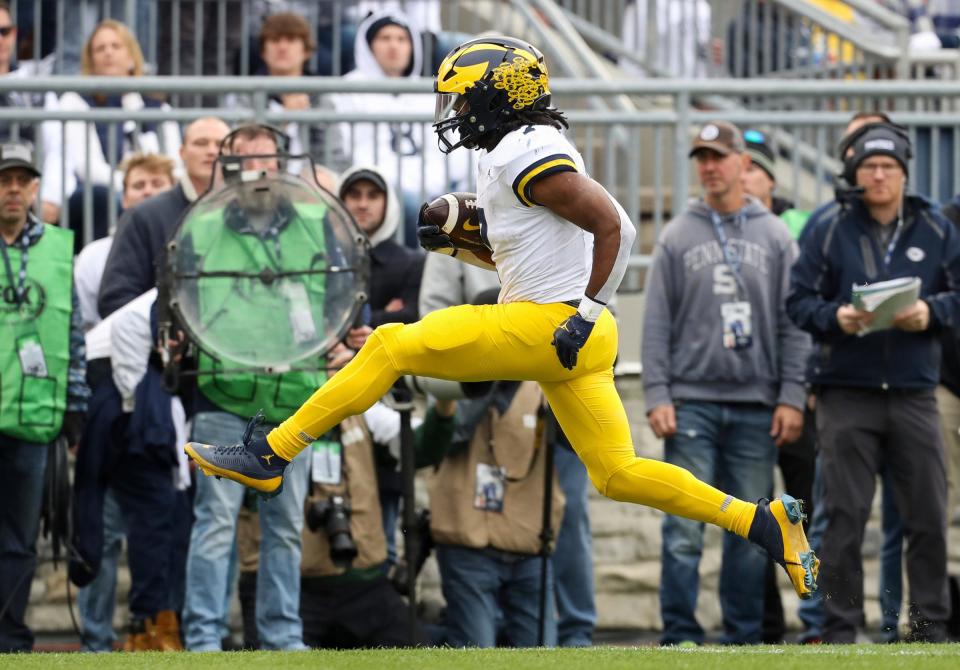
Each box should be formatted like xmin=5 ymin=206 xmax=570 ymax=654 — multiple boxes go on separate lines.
xmin=3 ymin=646 xmax=960 ymax=669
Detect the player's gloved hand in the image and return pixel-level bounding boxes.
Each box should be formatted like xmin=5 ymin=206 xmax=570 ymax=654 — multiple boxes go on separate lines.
xmin=552 ymin=313 xmax=595 ymax=370
xmin=416 ymin=203 xmax=454 ymax=252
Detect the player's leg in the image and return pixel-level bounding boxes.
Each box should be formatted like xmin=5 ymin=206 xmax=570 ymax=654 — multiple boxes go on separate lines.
xmin=539 ymin=374 xmax=819 ymax=599
xmin=186 ymin=302 xmax=583 ymax=491
xmin=267 ymin=301 xmax=593 ymax=459
xmin=538 ymin=374 xmax=755 ymax=531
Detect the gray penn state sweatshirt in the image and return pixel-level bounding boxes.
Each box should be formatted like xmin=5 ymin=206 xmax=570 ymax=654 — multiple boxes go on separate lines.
xmin=642 ymin=196 xmax=810 ymax=412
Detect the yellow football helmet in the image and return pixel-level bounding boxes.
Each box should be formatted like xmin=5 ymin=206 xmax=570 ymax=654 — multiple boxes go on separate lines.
xmin=433 ymin=36 xmax=551 ymax=153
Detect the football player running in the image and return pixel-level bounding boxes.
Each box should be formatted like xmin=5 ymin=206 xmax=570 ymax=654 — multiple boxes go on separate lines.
xmin=185 ymin=37 xmax=819 ymax=599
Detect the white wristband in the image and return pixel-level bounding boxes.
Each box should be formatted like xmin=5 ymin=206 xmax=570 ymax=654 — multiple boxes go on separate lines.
xmin=577 ymin=295 xmax=606 ymax=322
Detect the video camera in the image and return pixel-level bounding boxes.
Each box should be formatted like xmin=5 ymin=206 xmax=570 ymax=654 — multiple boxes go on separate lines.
xmin=305 ymin=494 xmax=358 ymax=568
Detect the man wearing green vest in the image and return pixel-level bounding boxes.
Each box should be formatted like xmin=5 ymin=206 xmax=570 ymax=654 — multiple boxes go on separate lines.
xmin=182 ymin=125 xmax=324 ymax=652
xmin=0 ymin=142 xmax=89 ymax=652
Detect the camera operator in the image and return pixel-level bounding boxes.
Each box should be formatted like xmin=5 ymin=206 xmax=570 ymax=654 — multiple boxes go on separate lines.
xmin=180 ymin=124 xmax=328 ymax=652
xmin=787 ymin=121 xmax=960 ymax=643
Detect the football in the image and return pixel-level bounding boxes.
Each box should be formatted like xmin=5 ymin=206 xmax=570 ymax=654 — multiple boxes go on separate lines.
xmin=421 ymin=191 xmax=487 ymax=252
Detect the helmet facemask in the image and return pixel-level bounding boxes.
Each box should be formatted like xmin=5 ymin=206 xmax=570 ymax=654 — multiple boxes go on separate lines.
xmin=433 ymin=82 xmax=514 ymax=153
xmin=432 ymin=37 xmax=551 ymax=154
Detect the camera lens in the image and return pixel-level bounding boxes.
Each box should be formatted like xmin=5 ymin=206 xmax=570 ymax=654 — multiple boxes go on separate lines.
xmin=325 ymin=496 xmax=358 ymax=568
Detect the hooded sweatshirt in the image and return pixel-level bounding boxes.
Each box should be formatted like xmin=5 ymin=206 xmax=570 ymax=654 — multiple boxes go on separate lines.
xmin=340 ymin=164 xmax=424 ymax=327
xmin=329 ymin=10 xmax=470 ymax=201
xmin=642 ymin=196 xmax=810 ymax=412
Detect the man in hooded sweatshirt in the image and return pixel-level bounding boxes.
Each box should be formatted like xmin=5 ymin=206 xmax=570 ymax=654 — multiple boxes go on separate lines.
xmin=642 ymin=121 xmax=811 ymax=645
xmin=339 ymin=165 xmax=424 ymax=328
xmin=329 ymin=10 xmax=470 ymax=245
xmin=339 ymin=164 xmax=424 ymax=566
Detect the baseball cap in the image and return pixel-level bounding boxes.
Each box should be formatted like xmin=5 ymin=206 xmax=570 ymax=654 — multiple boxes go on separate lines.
xmin=689 ymin=121 xmax=745 ymax=158
xmin=743 ymin=129 xmax=775 ymax=182
xmin=339 ymin=168 xmax=388 ymax=200
xmin=0 ymin=143 xmax=41 ymax=177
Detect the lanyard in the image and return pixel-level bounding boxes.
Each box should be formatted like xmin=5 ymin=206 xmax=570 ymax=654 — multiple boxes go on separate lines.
xmin=710 ymin=209 xmax=747 ymax=293
xmin=882 ymin=218 xmax=903 ymax=268
xmin=0 ymin=231 xmax=29 ymax=306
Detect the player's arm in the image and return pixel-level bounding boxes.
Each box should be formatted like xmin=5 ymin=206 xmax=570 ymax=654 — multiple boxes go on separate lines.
xmin=416 ymin=203 xmax=497 ymax=271
xmin=423 ymin=246 xmax=497 ymax=271
xmin=531 ymin=172 xmax=637 ymax=369
xmin=531 ymin=171 xmax=635 ymax=305
xmin=451 ymin=248 xmax=497 ymax=271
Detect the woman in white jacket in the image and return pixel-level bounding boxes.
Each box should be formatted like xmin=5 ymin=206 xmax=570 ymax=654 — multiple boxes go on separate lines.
xmin=59 ymin=20 xmax=181 ymax=250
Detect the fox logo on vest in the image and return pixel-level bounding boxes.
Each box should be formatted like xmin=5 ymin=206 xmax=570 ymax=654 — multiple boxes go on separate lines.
xmin=0 ymin=278 xmax=45 ymax=317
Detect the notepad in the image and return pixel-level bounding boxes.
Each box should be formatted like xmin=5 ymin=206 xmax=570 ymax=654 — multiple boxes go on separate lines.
xmin=851 ymin=276 xmax=921 ymax=335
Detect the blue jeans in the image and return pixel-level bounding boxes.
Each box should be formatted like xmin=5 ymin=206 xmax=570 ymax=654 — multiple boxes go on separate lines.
xmin=437 ymin=544 xmax=557 ymax=647
xmin=0 ymin=438 xmax=48 ymax=653
xmin=183 ymin=411 xmax=310 ymax=651
xmin=659 ymin=401 xmax=776 ymax=645
xmin=78 ymin=488 xmax=126 ymax=652
xmin=553 ymin=441 xmax=596 ymax=647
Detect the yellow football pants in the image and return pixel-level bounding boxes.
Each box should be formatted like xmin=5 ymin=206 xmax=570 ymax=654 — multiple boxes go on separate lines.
xmin=268 ymin=302 xmax=756 ymax=538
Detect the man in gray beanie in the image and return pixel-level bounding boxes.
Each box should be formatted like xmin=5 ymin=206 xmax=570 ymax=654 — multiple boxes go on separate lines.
xmin=787 ymin=121 xmax=960 ymax=643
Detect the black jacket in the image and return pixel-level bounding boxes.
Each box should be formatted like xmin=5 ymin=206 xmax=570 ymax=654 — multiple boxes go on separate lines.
xmin=368 ymin=239 xmax=424 ymax=327
xmin=938 ymin=195 xmax=960 ymax=397
xmin=98 ymin=183 xmax=191 ymax=318
xmin=787 ymin=194 xmax=960 ymax=390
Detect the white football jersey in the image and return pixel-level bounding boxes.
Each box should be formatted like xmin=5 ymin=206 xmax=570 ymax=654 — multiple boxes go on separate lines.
xmin=476 ymin=124 xmax=592 ymax=305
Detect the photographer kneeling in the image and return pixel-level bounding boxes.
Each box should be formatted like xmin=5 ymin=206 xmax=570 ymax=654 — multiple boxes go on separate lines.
xmin=299 ymin=394 xmax=452 ymax=646
xmin=426 ymin=377 xmax=566 ymax=648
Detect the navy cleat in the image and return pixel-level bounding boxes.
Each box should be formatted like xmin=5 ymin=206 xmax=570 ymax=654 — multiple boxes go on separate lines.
xmin=184 ymin=411 xmax=289 ymax=498
xmin=748 ymin=494 xmax=820 ymax=600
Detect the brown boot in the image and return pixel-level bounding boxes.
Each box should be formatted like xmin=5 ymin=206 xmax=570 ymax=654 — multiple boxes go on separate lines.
xmin=152 ymin=610 xmax=183 ymax=651
xmin=122 ymin=619 xmax=153 ymax=652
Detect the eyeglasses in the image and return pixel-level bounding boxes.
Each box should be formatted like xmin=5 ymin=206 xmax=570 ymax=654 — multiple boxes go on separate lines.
xmin=856 ymin=161 xmax=903 ymax=176
xmin=0 ymin=172 xmax=35 ymax=187
xmin=0 ymin=26 xmax=15 ymax=37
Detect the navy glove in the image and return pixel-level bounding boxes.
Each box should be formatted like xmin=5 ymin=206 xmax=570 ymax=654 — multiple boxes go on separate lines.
xmin=551 ymin=313 xmax=595 ymax=370
xmin=417 ymin=203 xmax=454 ymax=252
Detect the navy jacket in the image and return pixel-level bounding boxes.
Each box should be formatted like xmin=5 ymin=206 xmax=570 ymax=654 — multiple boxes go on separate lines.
xmin=368 ymin=239 xmax=424 ymax=327
xmin=787 ymin=194 xmax=960 ymax=390
xmin=98 ymin=183 xmax=191 ymax=318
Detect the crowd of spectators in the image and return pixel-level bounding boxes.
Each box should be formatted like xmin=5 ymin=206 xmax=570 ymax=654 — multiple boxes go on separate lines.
xmin=1 ymin=0 xmax=960 ymax=656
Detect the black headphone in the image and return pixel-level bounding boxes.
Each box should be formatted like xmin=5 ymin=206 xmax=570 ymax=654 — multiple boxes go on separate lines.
xmin=840 ymin=121 xmax=912 ymax=185
xmin=217 ymin=123 xmax=290 ymax=156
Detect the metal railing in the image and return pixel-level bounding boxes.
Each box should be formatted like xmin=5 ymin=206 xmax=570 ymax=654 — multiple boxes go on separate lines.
xmin=7 ymin=1 xmax=960 ymax=85
xmin=1 ymin=0 xmax=522 ymax=80
xmin=5 ymin=75 xmax=960 ymax=291
xmin=570 ymin=0 xmax=960 ymax=83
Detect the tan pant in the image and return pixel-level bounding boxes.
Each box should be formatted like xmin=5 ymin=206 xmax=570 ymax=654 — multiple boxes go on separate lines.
xmin=936 ymin=385 xmax=960 ymax=534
